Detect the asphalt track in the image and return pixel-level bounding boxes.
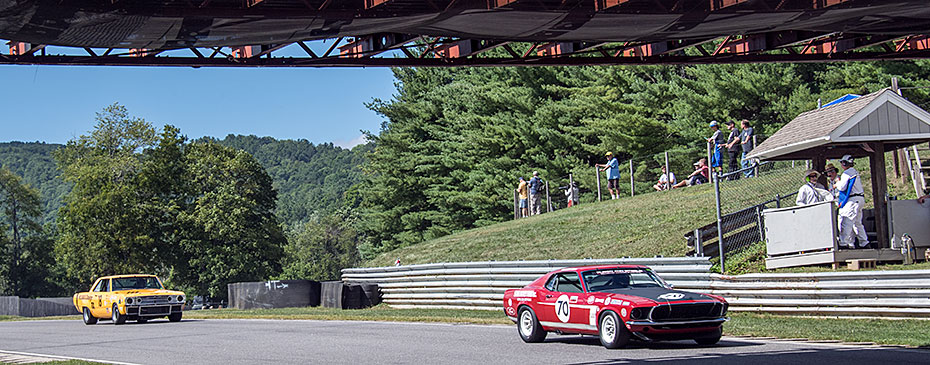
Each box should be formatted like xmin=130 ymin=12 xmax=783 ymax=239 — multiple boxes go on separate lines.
xmin=1 ymin=319 xmax=927 ymax=364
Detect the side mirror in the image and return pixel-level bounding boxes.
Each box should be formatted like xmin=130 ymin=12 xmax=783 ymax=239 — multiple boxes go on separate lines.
xmin=667 ymin=284 xmax=675 ymax=289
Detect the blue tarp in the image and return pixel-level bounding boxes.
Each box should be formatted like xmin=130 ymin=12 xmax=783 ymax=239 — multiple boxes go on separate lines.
xmin=822 ymin=94 xmax=860 ymax=108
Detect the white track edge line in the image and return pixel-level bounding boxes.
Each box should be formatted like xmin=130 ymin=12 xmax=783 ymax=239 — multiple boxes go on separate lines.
xmin=0 ymin=349 xmax=141 ymax=365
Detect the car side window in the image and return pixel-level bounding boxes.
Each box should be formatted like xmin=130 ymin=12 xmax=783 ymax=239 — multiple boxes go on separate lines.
xmin=544 ymin=275 xmax=558 ymax=291
xmin=92 ymin=279 xmax=106 ymax=292
xmin=555 ymin=273 xmax=584 ymax=293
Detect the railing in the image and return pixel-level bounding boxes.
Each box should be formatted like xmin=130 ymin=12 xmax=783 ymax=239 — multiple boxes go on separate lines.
xmin=342 ymin=260 xmax=930 ymax=318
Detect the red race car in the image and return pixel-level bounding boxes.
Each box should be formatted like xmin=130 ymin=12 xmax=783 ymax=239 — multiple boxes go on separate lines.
xmin=503 ymin=265 xmax=727 ymax=349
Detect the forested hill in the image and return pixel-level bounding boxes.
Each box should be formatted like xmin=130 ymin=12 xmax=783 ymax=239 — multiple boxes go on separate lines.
xmin=0 ymin=142 xmax=69 ymax=225
xmin=0 ymin=137 xmax=368 ymax=228
xmin=205 ymin=134 xmax=369 ymax=227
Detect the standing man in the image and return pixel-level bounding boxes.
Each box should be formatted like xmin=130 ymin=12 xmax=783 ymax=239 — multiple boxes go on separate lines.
xmin=517 ymin=177 xmax=529 ymax=218
xmin=739 ymin=120 xmax=755 ymax=178
xmin=706 ymin=121 xmax=725 ymax=173
xmin=724 ymin=121 xmax=741 ymax=178
xmin=835 ymin=155 xmax=869 ymax=249
xmin=528 ymin=171 xmax=543 ymax=215
xmin=597 ymin=152 xmax=621 ymax=200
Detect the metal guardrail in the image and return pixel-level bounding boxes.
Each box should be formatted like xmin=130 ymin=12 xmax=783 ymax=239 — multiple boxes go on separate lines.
xmin=342 ymin=260 xmax=930 ymax=318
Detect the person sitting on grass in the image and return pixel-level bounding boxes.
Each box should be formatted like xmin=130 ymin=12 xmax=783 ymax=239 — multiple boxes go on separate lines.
xmin=653 ymin=165 xmax=676 ymax=191
xmin=672 ymin=159 xmax=709 ymax=189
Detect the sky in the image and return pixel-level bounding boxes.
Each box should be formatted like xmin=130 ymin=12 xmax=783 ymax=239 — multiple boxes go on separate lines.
xmin=0 ymin=43 xmax=397 ymax=148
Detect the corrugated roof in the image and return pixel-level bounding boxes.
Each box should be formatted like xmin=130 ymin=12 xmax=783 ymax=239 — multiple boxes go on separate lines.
xmin=747 ymin=89 xmax=889 ymax=159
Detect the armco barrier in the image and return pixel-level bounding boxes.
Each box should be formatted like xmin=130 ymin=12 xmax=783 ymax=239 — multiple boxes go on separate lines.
xmin=342 ymin=258 xmax=713 ymax=311
xmin=342 ymin=259 xmax=930 ymax=318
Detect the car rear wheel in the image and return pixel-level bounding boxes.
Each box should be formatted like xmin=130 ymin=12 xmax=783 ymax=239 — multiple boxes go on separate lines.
xmin=517 ymin=307 xmax=546 ymax=343
xmin=168 ymin=312 xmax=182 ymax=322
xmin=694 ymin=327 xmax=722 ymax=345
xmin=82 ymin=308 xmax=97 ymax=325
xmin=599 ymin=311 xmax=630 ymax=349
xmin=112 ymin=304 xmax=126 ymax=325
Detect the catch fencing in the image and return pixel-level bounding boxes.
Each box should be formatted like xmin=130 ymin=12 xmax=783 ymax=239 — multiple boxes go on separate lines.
xmin=342 ymin=259 xmax=930 ymax=318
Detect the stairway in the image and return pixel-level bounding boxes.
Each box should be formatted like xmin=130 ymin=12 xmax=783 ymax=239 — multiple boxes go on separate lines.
xmin=905 ymin=143 xmax=930 ymax=196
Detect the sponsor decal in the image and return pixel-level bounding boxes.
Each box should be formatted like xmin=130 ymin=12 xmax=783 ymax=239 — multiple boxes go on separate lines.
xmin=508 ymin=299 xmax=512 ymax=307
xmin=555 ymin=295 xmax=571 ymax=323
xmin=587 ymin=296 xmax=595 ymax=304
xmin=569 ymin=296 xmax=578 ymax=304
xmin=657 ymin=292 xmax=686 ymax=300
xmin=594 ymin=298 xmax=604 ymax=304
xmin=506 ymin=307 xmax=516 ymax=316
xmin=621 ymin=308 xmax=627 ymax=317
xmin=594 ymin=270 xmax=640 ymax=275
xmin=589 ymin=307 xmax=597 ymax=326
xmin=514 ymin=290 xmax=537 ymax=298
xmin=516 ymin=298 xmax=532 ymax=302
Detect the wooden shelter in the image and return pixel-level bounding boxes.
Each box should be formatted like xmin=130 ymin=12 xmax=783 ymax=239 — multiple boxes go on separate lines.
xmin=748 ymin=88 xmax=930 ymax=260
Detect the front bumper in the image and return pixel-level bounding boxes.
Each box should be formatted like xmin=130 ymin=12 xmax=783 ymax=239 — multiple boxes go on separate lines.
xmin=126 ymin=305 xmax=183 ymax=317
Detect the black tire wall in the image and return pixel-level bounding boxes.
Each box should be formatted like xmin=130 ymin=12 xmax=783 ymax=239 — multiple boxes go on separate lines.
xmin=227 ymin=280 xmax=321 ymax=310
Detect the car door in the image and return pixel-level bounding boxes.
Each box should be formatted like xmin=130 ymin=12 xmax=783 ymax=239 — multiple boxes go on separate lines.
xmin=534 ymin=274 xmax=561 ymax=324
xmin=540 ymin=272 xmax=591 ymax=329
xmin=91 ymin=279 xmax=110 ymax=318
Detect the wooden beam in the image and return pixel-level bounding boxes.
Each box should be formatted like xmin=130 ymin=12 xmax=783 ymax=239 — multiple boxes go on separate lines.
xmin=869 ymin=142 xmax=889 ymax=249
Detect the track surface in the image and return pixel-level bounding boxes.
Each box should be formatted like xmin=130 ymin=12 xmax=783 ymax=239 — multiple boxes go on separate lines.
xmin=1 ymin=319 xmax=926 ymax=364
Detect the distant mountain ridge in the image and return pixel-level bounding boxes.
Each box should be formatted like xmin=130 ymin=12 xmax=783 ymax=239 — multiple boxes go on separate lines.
xmin=0 ymin=136 xmax=368 ymax=228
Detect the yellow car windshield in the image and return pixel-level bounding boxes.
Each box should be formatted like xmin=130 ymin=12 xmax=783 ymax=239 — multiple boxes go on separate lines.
xmin=111 ymin=277 xmax=163 ymax=291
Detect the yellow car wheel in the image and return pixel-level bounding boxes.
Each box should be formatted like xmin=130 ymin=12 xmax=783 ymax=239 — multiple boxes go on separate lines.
xmin=111 ymin=305 xmax=126 ymax=325
xmin=82 ymin=308 xmax=97 ymax=325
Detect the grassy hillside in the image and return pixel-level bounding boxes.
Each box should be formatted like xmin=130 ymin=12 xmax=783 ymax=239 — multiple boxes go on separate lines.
xmin=367 ymin=154 xmax=915 ymax=267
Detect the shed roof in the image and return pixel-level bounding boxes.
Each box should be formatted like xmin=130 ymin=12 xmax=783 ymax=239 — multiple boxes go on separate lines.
xmin=747 ymin=88 xmax=930 ymax=160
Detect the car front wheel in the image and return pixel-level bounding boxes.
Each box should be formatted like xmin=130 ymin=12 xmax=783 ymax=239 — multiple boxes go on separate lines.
xmin=82 ymin=308 xmax=97 ymax=325
xmin=694 ymin=327 xmax=722 ymax=345
xmin=168 ymin=312 xmax=182 ymax=322
xmin=517 ymin=307 xmax=546 ymax=343
xmin=112 ymin=305 xmax=126 ymax=325
xmin=599 ymin=311 xmax=630 ymax=349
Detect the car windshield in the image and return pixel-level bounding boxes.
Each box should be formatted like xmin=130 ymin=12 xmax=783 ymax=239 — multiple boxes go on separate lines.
xmin=581 ymin=268 xmax=667 ymax=292
xmin=110 ymin=277 xmax=163 ymax=291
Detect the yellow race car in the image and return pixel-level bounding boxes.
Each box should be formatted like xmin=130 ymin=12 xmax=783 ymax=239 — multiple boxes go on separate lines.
xmin=73 ymin=274 xmax=185 ymax=325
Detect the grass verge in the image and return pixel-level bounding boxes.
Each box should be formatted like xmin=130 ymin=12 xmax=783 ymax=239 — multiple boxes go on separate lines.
xmin=181 ymin=305 xmax=511 ymax=325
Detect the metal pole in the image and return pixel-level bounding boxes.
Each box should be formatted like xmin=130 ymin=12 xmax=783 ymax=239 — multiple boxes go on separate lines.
xmin=545 ymin=181 xmax=551 ymax=213
xmin=513 ymin=189 xmax=519 ymax=220
xmin=756 ymin=205 xmax=765 ymax=243
xmin=775 ymin=193 xmax=782 ymax=208
xmin=664 ymin=151 xmax=671 ymax=191
xmin=694 ymin=228 xmax=703 ymax=257
xmin=707 ymin=141 xmax=713 ymax=176
xmin=629 ymin=159 xmax=635 ymax=197
xmin=714 ymin=172 xmax=726 ymax=273
xmin=752 ymin=135 xmax=759 ymax=177
xmin=595 ymin=166 xmax=602 ymax=202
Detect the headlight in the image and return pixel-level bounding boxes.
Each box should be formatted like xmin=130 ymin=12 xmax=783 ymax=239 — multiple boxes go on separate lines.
xmin=126 ymin=297 xmax=133 ymax=305
xmin=177 ymin=295 xmax=185 ymax=303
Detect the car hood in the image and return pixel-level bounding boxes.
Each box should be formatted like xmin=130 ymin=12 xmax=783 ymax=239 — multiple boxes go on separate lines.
xmin=115 ymin=289 xmax=184 ymax=297
xmin=595 ymin=287 xmax=719 ymax=306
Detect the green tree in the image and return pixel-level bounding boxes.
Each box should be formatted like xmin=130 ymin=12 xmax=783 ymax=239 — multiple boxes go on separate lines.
xmin=279 ymin=209 xmax=361 ymax=281
xmin=0 ymin=167 xmax=57 ymax=297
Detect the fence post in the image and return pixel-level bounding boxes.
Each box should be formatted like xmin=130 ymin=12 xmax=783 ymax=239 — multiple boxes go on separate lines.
xmin=629 ymin=159 xmax=635 ymax=197
xmin=707 ymin=141 xmax=713 ymax=175
xmin=595 ymin=166 xmax=602 ymax=202
xmin=664 ymin=151 xmax=671 ymax=191
xmin=714 ymin=172 xmax=726 ymax=273
xmin=513 ymin=189 xmax=519 ymax=220
xmin=752 ymin=135 xmax=759 ymax=177
xmin=756 ymin=205 xmax=765 ymax=244
xmin=546 ymin=181 xmax=551 ymax=213
xmin=694 ymin=228 xmax=703 ymax=257
xmin=775 ymin=193 xmax=781 ymax=208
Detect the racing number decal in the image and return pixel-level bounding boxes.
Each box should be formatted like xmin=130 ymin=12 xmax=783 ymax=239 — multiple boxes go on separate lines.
xmin=555 ymin=295 xmax=571 ymax=323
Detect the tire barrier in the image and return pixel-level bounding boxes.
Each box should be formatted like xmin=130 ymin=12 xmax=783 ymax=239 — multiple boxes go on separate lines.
xmin=342 ymin=258 xmax=930 ymax=318
xmin=227 ymin=280 xmax=321 ymax=310
xmin=0 ymin=296 xmax=79 ymax=317
xmin=321 ymin=281 xmax=381 ymax=309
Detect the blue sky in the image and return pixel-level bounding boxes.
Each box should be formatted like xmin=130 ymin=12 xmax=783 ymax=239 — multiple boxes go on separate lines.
xmin=0 ymin=43 xmax=397 ymax=148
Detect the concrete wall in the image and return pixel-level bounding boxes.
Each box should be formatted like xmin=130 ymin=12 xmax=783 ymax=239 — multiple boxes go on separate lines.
xmin=0 ymin=296 xmax=78 ymax=317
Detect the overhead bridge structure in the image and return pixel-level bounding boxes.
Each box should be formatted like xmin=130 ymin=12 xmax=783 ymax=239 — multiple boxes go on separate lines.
xmin=3 ymin=0 xmax=930 ymax=67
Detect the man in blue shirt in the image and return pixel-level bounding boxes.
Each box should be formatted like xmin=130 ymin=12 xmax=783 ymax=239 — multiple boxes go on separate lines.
xmin=528 ymin=171 xmax=543 ymax=215
xmin=597 ymin=152 xmax=621 ymax=200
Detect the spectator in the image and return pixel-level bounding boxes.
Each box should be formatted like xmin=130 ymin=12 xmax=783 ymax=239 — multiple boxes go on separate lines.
xmin=835 ymin=155 xmax=868 ymax=249
xmin=517 ymin=177 xmax=529 ymax=218
xmin=529 ymin=171 xmax=543 ymax=215
xmin=706 ymin=121 xmax=725 ymax=173
xmin=653 ymin=165 xmax=676 ymax=191
xmin=796 ymin=169 xmax=832 ymax=205
xmin=824 ymin=163 xmax=839 ymax=198
xmin=672 ymin=159 xmax=709 ymax=189
xmin=724 ymin=121 xmax=741 ymax=179
xmin=739 ymin=120 xmax=756 ymax=178
xmin=564 ymin=182 xmax=580 ymax=207
xmin=597 ymin=152 xmax=621 ymax=200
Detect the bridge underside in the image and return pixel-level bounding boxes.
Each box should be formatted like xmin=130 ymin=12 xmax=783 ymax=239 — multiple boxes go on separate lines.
xmin=2 ymin=0 xmax=930 ymax=67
